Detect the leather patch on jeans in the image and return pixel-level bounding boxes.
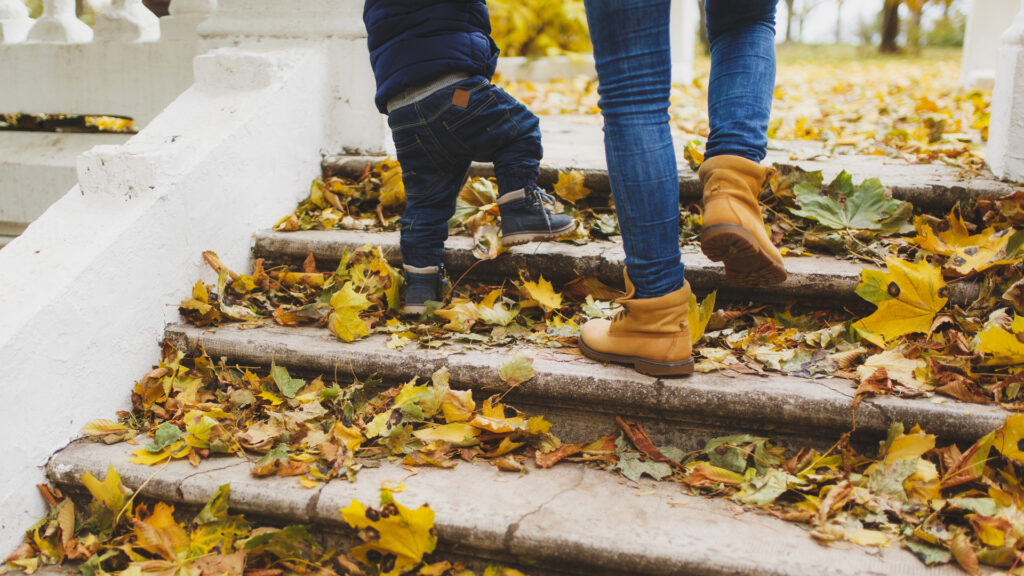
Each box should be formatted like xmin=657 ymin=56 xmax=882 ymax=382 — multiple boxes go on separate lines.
xmin=452 ymin=88 xmax=471 ymax=108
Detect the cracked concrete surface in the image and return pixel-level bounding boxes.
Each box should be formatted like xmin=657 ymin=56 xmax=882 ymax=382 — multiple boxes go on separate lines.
xmin=48 ymin=439 xmax=966 ymax=576
xmin=165 ymin=323 xmax=1013 ymax=448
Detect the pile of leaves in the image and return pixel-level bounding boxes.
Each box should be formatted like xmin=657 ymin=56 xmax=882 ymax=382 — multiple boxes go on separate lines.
xmin=497 ymin=51 xmax=989 ymax=170
xmin=84 ymin=344 xmax=603 ymax=483
xmin=3 ymin=476 xmax=527 ymax=576
xmin=276 ymin=161 xmax=617 ymax=256
xmin=0 ymin=113 xmax=136 ymax=133
xmin=611 ymin=415 xmax=1024 ymax=575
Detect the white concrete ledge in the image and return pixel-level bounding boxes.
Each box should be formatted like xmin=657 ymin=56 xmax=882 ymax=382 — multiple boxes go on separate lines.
xmin=0 ymin=43 xmax=332 ymax=554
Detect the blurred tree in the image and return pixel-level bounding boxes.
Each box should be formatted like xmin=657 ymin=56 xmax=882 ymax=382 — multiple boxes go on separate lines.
xmin=880 ymin=0 xmax=902 ymax=53
xmin=905 ymin=0 xmax=927 ymax=53
xmin=696 ymin=0 xmax=709 ymax=55
xmin=782 ymin=0 xmax=796 ymax=42
xmin=489 ymin=0 xmax=590 ymax=57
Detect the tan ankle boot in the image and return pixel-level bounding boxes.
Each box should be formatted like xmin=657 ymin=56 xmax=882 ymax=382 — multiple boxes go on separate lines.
xmin=699 ymin=155 xmax=787 ymax=287
xmin=578 ymin=273 xmax=694 ymax=377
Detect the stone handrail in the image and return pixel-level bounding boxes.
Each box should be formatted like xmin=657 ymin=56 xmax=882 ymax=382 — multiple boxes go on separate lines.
xmin=0 ymin=0 xmax=214 ymax=127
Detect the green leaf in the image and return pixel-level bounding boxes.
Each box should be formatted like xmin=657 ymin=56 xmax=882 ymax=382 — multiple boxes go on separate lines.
xmin=616 ymin=451 xmax=672 ymax=482
xmin=905 ymin=540 xmax=953 ymax=566
xmin=738 ymin=468 xmax=789 ymax=506
xmin=790 ymin=171 xmax=909 ymax=232
xmin=271 ymin=362 xmax=305 ymax=399
xmin=195 ymin=484 xmax=231 ymax=524
xmin=145 ymin=422 xmax=182 ymax=453
xmin=946 ymin=497 xmax=999 ymax=516
xmin=497 ymin=352 xmax=536 ymax=387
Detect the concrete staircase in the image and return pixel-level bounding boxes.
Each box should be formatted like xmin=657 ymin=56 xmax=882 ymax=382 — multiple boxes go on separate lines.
xmin=44 ymin=149 xmax=1016 ymax=575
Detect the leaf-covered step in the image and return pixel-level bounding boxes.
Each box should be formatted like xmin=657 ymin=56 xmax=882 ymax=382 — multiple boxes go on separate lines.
xmin=253 ymin=229 xmax=980 ymax=307
xmin=164 ymin=323 xmax=1010 ymax=450
xmin=323 ymin=150 xmax=1013 ymax=212
xmin=48 ymin=439 xmax=965 ymax=576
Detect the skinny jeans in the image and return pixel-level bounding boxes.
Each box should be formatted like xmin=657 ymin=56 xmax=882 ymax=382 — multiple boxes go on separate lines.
xmin=583 ymin=0 xmax=778 ymax=298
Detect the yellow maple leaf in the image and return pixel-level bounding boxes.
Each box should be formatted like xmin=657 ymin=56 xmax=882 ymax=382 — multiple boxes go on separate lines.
xmin=81 ymin=464 xmax=130 ymax=513
xmin=520 ymin=274 xmax=562 ymax=313
xmin=329 ymin=308 xmax=370 ymax=342
xmin=553 ymin=170 xmax=591 ymax=204
xmin=340 ymin=490 xmax=437 ymax=576
xmin=412 ymin=423 xmax=479 ymax=446
xmin=852 ymin=257 xmax=947 ymax=346
xmin=328 ymin=281 xmax=372 ymax=342
xmin=687 ymin=290 xmax=716 ymax=345
xmin=377 ymin=159 xmax=405 ymax=211
xmin=81 ymin=419 xmax=134 ymax=443
xmin=434 ymin=299 xmax=480 ymax=332
xmin=975 ymin=318 xmax=1024 ymax=366
xmin=133 ymin=502 xmax=190 ymax=561
xmin=993 ymin=413 xmax=1024 ymax=463
xmin=911 ymin=208 xmax=1020 ymax=275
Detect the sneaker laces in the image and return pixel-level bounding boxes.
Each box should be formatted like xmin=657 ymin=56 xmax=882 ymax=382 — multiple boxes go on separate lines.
xmin=526 ymin=185 xmax=554 ymax=231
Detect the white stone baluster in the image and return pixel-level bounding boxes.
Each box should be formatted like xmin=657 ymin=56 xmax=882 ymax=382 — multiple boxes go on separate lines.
xmin=27 ymin=0 xmax=92 ymax=43
xmin=94 ymin=0 xmax=160 ymax=42
xmin=988 ymin=0 xmax=1024 ymax=181
xmin=160 ymin=0 xmax=215 ymax=40
xmin=961 ymin=0 xmax=1020 ymax=87
xmin=0 ymin=0 xmax=33 ymax=44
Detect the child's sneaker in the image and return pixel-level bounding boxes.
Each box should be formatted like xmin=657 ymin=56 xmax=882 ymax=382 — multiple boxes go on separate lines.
xmin=402 ymin=264 xmax=447 ymax=315
xmin=497 ymin=185 xmax=575 ymax=246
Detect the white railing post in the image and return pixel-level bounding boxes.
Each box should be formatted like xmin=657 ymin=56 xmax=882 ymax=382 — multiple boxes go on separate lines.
xmin=93 ymin=0 xmax=160 ymax=42
xmin=961 ymin=0 xmax=1020 ymax=87
xmin=161 ymin=0 xmax=215 ymax=40
xmin=0 ymin=0 xmax=32 ymax=44
xmin=26 ymin=0 xmax=92 ymax=43
xmin=670 ymin=0 xmax=698 ymax=84
xmin=987 ymin=0 xmax=1024 ymax=180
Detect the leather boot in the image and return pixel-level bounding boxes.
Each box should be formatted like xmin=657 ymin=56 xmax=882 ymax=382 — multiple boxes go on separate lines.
xmin=699 ymin=155 xmax=787 ymax=287
xmin=578 ymin=273 xmax=693 ymax=377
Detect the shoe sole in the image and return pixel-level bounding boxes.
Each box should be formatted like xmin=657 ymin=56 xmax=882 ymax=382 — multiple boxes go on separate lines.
xmin=578 ymin=336 xmax=694 ymax=377
xmin=502 ymin=222 xmax=576 ymax=247
xmin=700 ymin=223 xmax=787 ymax=287
xmin=401 ymin=304 xmax=427 ymax=316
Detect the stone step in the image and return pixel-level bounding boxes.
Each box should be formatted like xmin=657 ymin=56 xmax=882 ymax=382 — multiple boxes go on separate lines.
xmin=253 ymin=229 xmax=979 ymax=308
xmin=323 ymin=117 xmax=1013 ymax=212
xmin=165 ymin=323 xmax=1010 ymax=451
xmin=48 ymin=438 xmax=963 ymax=576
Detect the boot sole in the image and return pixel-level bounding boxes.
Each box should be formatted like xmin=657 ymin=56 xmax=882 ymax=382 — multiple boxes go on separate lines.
xmin=700 ymin=223 xmax=787 ymax=287
xmin=578 ymin=336 xmax=694 ymax=377
xmin=502 ymin=222 xmax=576 ymax=247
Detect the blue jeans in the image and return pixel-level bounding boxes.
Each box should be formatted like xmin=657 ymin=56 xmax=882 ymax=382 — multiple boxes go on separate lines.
xmin=388 ymin=76 xmax=543 ymax=268
xmin=583 ymin=0 xmax=778 ymax=298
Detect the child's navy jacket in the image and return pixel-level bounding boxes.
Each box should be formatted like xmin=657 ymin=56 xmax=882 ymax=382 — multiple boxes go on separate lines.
xmin=363 ymin=0 xmax=500 ymax=114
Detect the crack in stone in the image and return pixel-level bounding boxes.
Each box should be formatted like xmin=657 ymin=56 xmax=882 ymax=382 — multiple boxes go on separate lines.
xmin=501 ymin=467 xmax=586 ymax=554
xmin=176 ymin=459 xmax=249 ymax=501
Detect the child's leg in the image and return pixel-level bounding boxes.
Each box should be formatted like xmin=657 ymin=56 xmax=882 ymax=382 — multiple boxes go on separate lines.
xmin=427 ymin=81 xmax=573 ymax=244
xmin=388 ymin=106 xmax=470 ymax=269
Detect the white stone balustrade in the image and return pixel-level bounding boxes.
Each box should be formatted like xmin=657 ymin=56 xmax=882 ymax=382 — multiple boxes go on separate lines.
xmin=93 ymin=0 xmax=160 ymax=42
xmin=961 ymin=0 xmax=1021 ymax=87
xmin=0 ymin=0 xmax=32 ymax=43
xmin=988 ymin=0 xmax=1024 ymax=181
xmin=27 ymin=0 xmax=93 ymax=43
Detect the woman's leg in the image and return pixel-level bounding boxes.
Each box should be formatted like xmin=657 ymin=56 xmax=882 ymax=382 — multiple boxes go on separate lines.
xmin=583 ymin=0 xmax=683 ymax=299
xmin=704 ymin=0 xmax=779 ymax=162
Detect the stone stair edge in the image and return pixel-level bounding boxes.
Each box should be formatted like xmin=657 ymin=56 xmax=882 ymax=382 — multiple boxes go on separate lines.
xmin=47 ymin=438 xmax=965 ymax=576
xmin=252 ymin=228 xmax=979 ymax=307
xmin=322 ymin=154 xmax=1014 ymax=210
xmin=164 ymin=323 xmax=1011 ymax=447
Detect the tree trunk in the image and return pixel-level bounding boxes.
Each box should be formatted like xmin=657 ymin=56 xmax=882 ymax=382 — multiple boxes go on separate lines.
xmin=696 ymin=0 xmax=709 ymax=55
xmin=908 ymin=7 xmax=923 ymax=54
xmin=835 ymin=0 xmax=845 ymax=44
xmin=879 ymin=0 xmax=902 ymax=53
xmin=75 ymin=0 xmax=83 ymax=16
xmin=784 ymin=0 xmax=795 ymax=43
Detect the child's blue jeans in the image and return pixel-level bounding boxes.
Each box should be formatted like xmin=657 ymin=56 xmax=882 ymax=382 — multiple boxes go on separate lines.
xmin=584 ymin=0 xmax=778 ymax=298
xmin=388 ymin=76 xmax=542 ymax=268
